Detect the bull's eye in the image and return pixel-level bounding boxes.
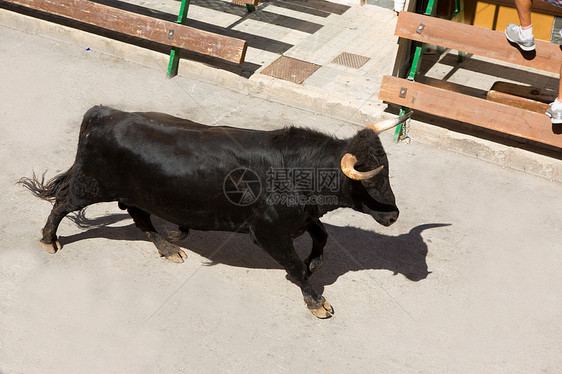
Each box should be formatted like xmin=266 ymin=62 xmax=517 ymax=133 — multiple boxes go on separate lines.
xmin=362 ymin=180 xmax=376 ymax=188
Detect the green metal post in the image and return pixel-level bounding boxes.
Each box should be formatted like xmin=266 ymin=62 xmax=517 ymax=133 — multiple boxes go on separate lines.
xmin=167 ymin=0 xmax=191 ymax=79
xmin=424 ymin=0 xmax=437 ymax=16
xmin=454 ymin=0 xmax=465 ymax=62
xmin=393 ymin=0 xmax=437 ymax=142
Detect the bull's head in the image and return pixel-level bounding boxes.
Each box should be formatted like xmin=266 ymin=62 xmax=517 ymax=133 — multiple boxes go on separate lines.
xmin=341 ymin=112 xmax=412 ymax=226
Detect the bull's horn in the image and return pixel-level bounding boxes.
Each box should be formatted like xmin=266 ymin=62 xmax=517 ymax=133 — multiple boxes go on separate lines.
xmin=340 ymin=153 xmax=384 ymax=180
xmin=366 ymin=111 xmax=413 ymax=134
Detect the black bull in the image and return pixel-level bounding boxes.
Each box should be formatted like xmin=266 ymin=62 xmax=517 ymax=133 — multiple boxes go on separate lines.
xmin=20 ymin=106 xmax=411 ymax=319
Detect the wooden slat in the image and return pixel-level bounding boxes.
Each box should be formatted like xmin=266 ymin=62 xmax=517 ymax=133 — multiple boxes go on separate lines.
xmin=487 ymin=82 xmax=555 ymax=114
xmin=487 ymin=90 xmax=550 ymax=114
xmin=395 ymin=11 xmax=562 ymax=74
xmin=489 ymin=81 xmax=556 ymax=103
xmin=379 ymin=75 xmax=562 ymax=148
xmin=4 ymin=0 xmax=247 ymax=64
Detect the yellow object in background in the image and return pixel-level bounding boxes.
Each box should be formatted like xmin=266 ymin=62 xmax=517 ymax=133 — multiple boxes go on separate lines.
xmin=473 ymin=2 xmax=554 ymax=41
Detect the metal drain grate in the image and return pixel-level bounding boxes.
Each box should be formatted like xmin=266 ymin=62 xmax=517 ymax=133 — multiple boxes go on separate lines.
xmin=260 ymin=56 xmax=321 ymax=84
xmin=331 ymin=52 xmax=370 ymax=69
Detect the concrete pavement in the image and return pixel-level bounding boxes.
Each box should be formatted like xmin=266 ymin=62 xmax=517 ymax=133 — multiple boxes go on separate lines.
xmin=1 ymin=18 xmax=561 ymax=373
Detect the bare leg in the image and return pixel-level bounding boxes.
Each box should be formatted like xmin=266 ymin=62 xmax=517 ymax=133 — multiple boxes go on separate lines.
xmin=514 ymin=0 xmax=532 ymax=27
xmin=558 ymin=64 xmax=562 ymax=102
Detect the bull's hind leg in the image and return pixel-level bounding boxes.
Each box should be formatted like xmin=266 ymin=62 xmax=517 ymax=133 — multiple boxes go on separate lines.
xmin=253 ymin=227 xmax=334 ymax=319
xmin=167 ymin=226 xmax=190 ymax=241
xmin=40 ymin=196 xmax=100 ymax=253
xmin=40 ymin=202 xmax=68 ymax=253
xmin=21 ymin=169 xmax=95 ymax=254
xmin=126 ymin=206 xmax=187 ymax=263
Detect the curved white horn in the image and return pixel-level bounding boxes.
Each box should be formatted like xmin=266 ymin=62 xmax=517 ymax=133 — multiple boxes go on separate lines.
xmin=366 ymin=111 xmax=413 ymax=134
xmin=340 ymin=153 xmax=384 ymax=181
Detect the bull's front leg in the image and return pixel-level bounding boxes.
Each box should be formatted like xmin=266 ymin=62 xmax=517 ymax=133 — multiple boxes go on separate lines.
xmin=304 ymin=219 xmax=327 ymax=276
xmin=252 ymin=226 xmax=334 ymax=319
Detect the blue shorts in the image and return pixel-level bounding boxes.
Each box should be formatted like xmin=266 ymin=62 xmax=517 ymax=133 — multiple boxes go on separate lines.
xmin=544 ymin=0 xmax=562 ymax=8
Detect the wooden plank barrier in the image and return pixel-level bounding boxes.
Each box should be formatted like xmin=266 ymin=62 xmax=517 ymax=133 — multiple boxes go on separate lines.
xmin=380 ymin=11 xmax=562 ymax=148
xmin=2 ymin=0 xmax=248 ymax=64
xmin=394 ymin=11 xmax=562 ymax=74
xmin=379 ymin=76 xmax=562 ymax=148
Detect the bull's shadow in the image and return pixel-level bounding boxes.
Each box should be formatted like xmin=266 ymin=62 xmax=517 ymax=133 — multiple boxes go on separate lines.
xmin=60 ymin=212 xmax=448 ymax=290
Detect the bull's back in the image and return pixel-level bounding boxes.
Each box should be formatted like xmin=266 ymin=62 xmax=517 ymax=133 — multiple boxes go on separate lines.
xmin=76 ymin=106 xmax=278 ymax=228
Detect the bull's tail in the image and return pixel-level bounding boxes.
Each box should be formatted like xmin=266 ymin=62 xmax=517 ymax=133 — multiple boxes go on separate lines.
xmin=18 ymin=167 xmax=74 ymax=204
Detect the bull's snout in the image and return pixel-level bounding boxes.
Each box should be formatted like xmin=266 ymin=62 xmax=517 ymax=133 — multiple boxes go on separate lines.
xmin=375 ymin=210 xmax=399 ymax=226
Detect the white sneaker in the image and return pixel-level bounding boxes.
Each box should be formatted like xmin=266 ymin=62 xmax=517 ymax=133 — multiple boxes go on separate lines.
xmin=546 ymin=102 xmax=562 ymax=124
xmin=505 ymin=23 xmax=536 ymax=51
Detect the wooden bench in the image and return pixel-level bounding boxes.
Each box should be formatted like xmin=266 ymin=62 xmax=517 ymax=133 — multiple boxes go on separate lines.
xmin=379 ymin=11 xmax=562 ymax=149
xmin=3 ymin=0 xmax=248 ymax=65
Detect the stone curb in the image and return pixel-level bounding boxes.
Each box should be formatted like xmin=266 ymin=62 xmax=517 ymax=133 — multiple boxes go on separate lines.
xmin=1 ymin=8 xmax=560 ymax=183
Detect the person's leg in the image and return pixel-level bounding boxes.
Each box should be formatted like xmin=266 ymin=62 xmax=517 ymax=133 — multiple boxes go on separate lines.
xmin=505 ymin=0 xmax=535 ymax=51
xmin=546 ymin=65 xmax=562 ymax=124
xmin=558 ymin=64 xmax=562 ymax=102
xmin=514 ymin=0 xmax=532 ymax=27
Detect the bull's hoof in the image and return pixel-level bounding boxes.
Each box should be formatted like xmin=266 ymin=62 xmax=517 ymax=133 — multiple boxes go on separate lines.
xmin=151 ymin=233 xmax=187 ymax=263
xmin=307 ymin=297 xmax=334 ymax=319
xmin=39 ymin=229 xmax=61 ymax=254
xmin=40 ymin=238 xmax=61 ymax=254
xmin=159 ymin=244 xmax=187 ymax=263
